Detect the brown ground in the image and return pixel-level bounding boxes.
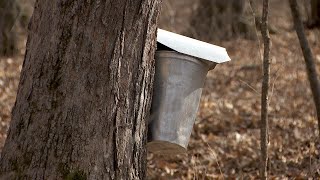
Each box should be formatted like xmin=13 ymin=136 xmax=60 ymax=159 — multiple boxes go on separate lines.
xmin=1 ymin=0 xmax=320 ymax=179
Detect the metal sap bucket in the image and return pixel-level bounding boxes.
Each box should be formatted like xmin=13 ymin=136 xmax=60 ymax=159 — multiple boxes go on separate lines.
xmin=147 ymin=50 xmax=216 ymax=154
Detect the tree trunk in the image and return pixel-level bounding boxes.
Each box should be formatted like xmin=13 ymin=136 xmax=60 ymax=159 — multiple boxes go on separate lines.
xmin=0 ymin=0 xmax=161 ymax=179
xmin=187 ymin=0 xmax=255 ymax=42
xmin=290 ymin=0 xmax=320 ymax=138
xmin=0 ymin=0 xmax=19 ymax=56
xmin=260 ymin=0 xmax=270 ymax=179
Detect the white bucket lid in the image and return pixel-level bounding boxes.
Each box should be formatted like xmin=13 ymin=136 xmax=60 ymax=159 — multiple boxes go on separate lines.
xmin=157 ymin=29 xmax=231 ymax=64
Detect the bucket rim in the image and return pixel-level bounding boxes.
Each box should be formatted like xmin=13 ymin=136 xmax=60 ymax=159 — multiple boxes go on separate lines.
xmin=155 ymin=50 xmax=216 ymax=70
xmin=147 ymin=140 xmax=187 ymax=155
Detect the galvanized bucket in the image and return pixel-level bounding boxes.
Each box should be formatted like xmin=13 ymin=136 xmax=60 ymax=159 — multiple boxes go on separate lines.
xmin=147 ymin=50 xmax=216 ymax=154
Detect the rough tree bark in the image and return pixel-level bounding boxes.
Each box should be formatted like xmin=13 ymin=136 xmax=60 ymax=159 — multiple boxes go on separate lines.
xmin=260 ymin=0 xmax=270 ymax=179
xmin=0 ymin=0 xmax=161 ymax=179
xmin=0 ymin=0 xmax=19 ymax=56
xmin=188 ymin=0 xmax=255 ymax=42
xmin=289 ymin=0 xmax=320 ymax=138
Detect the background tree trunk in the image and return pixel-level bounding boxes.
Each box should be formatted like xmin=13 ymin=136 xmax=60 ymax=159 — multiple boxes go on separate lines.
xmin=309 ymin=0 xmax=320 ymax=27
xmin=187 ymin=0 xmax=255 ymax=42
xmin=290 ymin=0 xmax=320 ymax=138
xmin=0 ymin=0 xmax=19 ymax=56
xmin=0 ymin=0 xmax=161 ymax=179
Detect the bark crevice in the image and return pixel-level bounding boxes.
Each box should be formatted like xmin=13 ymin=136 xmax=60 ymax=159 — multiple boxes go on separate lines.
xmin=0 ymin=0 xmax=162 ymax=179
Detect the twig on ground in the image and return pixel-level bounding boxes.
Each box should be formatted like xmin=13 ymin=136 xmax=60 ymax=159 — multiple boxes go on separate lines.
xmin=238 ymin=79 xmax=261 ymax=95
xmin=206 ymin=142 xmax=224 ymax=180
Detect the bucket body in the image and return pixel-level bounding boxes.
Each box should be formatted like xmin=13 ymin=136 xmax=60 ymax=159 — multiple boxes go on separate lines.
xmin=148 ymin=50 xmax=216 ymax=154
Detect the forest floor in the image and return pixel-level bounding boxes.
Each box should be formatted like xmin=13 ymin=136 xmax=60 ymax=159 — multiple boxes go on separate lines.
xmin=1 ymin=0 xmax=320 ymax=179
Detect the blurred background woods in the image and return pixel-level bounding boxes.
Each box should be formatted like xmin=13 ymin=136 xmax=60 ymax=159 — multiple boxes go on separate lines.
xmin=158 ymin=0 xmax=255 ymax=41
xmin=0 ymin=0 xmax=34 ymax=56
xmin=188 ymin=0 xmax=256 ymax=41
xmin=309 ymin=0 xmax=320 ymax=28
xmin=0 ymin=0 xmax=319 ymax=53
xmin=0 ymin=0 xmax=320 ymax=179
xmin=0 ymin=0 xmax=19 ymax=56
